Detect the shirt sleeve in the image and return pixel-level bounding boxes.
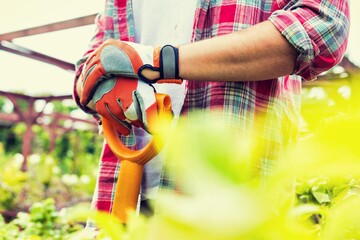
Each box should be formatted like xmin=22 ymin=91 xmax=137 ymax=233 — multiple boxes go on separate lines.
xmin=72 ymin=13 xmax=112 ymax=117
xmin=268 ymin=0 xmax=350 ymax=81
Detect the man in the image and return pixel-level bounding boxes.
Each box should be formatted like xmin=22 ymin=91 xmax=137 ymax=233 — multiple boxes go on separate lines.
xmin=73 ymin=0 xmax=349 ymax=223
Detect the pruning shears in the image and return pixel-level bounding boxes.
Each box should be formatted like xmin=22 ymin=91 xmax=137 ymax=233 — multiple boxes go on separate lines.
xmin=102 ymin=93 xmax=173 ymax=224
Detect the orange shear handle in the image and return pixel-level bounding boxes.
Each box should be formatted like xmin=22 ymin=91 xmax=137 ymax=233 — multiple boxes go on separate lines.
xmin=102 ymin=93 xmax=172 ymax=224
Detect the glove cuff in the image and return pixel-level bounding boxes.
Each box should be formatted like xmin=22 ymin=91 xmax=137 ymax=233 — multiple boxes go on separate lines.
xmin=138 ymin=45 xmax=182 ymax=84
xmin=159 ymin=45 xmax=180 ymax=79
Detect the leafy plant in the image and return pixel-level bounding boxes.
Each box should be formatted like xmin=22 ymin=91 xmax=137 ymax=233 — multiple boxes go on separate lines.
xmin=84 ymin=111 xmax=360 ymax=240
xmin=0 ymin=198 xmax=87 ymax=240
xmin=0 ymin=152 xmax=97 ymax=213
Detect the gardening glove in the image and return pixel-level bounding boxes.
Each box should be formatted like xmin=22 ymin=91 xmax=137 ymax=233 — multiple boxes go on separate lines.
xmin=91 ymin=76 xmax=158 ymax=136
xmin=79 ymin=39 xmax=182 ymax=107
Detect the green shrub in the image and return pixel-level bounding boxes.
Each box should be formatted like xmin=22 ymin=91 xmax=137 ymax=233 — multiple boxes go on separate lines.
xmin=87 ymin=112 xmax=360 ymax=240
xmin=0 ymin=153 xmax=97 ymax=212
xmin=0 ymin=198 xmax=87 ymax=240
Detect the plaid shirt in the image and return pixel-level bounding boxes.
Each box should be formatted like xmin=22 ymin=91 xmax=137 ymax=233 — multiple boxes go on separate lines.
xmin=73 ymin=0 xmax=349 ymax=215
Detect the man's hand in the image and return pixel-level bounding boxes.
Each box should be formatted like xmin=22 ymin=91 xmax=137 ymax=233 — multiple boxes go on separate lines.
xmin=79 ymin=39 xmax=145 ymax=107
xmin=91 ymin=76 xmax=158 ymax=135
xmin=79 ymin=39 xmax=182 ymax=107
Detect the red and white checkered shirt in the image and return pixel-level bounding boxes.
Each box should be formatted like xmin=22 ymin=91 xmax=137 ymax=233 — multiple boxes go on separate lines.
xmin=73 ymin=0 xmax=349 ymax=215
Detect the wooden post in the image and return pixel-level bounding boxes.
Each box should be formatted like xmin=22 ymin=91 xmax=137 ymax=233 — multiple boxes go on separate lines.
xmin=21 ymin=123 xmax=33 ymax=171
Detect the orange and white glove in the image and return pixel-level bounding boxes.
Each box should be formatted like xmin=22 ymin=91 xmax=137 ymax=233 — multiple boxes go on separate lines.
xmin=79 ymin=39 xmax=182 ymax=108
xmin=77 ymin=39 xmax=180 ymax=135
xmin=91 ymin=76 xmax=158 ymax=136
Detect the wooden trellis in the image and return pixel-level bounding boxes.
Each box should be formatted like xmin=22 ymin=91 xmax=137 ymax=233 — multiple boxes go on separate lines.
xmin=0 ymin=14 xmax=98 ymax=171
xmin=0 ymin=91 xmax=97 ymax=171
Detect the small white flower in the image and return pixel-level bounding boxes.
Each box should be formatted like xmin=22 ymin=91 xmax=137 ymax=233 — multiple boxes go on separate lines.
xmin=13 ymin=153 xmax=24 ymax=167
xmin=45 ymin=155 xmax=55 ymax=165
xmin=28 ymin=154 xmax=41 ymax=165
xmin=52 ymin=166 xmax=61 ymax=174
xmin=17 ymin=211 xmax=30 ymax=220
xmin=61 ymin=174 xmax=79 ymax=185
xmin=58 ymin=207 xmax=67 ymax=218
xmin=80 ymin=175 xmax=91 ymax=184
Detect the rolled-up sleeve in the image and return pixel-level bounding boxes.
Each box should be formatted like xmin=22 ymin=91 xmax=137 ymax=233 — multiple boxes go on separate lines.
xmin=269 ymin=0 xmax=350 ymax=81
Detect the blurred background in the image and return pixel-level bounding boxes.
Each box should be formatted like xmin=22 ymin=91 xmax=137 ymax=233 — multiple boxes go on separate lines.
xmin=0 ymin=1 xmax=104 ymax=228
xmin=0 ymin=1 xmax=359 ymax=239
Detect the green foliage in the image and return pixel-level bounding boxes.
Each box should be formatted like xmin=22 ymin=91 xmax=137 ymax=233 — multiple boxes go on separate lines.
xmin=0 ymin=97 xmax=102 ymax=211
xmin=0 ymin=153 xmax=27 ymax=211
xmin=296 ymin=177 xmax=360 ymax=206
xmin=52 ymin=100 xmax=78 ymax=113
xmin=301 ymin=72 xmax=360 ymax=132
xmin=0 ymin=96 xmax=7 ymax=110
xmin=0 ymin=152 xmax=97 ymax=212
xmin=0 ymin=96 xmax=103 ymax=159
xmin=81 ymin=111 xmax=360 ymax=240
xmin=0 ymin=198 xmax=86 ymax=240
xmin=0 ymin=125 xmax=22 ymax=154
xmin=1 ymin=73 xmax=360 ymax=239
xmin=54 ymin=131 xmax=102 ymax=176
xmin=1 ymin=114 xmax=360 ymax=239
xmin=0 ymin=97 xmax=103 ymax=238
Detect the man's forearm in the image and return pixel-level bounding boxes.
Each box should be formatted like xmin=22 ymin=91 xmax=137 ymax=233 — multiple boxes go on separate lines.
xmin=179 ymin=20 xmax=298 ymax=82
xmin=76 ymin=20 xmax=299 ymax=101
